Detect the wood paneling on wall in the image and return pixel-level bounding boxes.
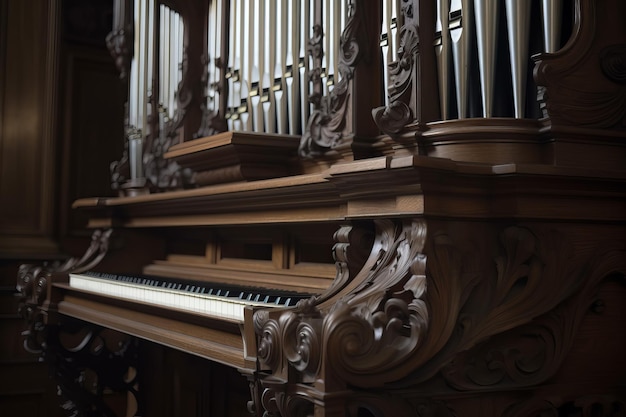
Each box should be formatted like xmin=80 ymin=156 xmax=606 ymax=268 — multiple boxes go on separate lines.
xmin=1 ymin=1 xmax=123 ymax=415
xmin=0 ymin=0 xmax=61 ymax=259
xmin=59 ymin=47 xmax=124 ymax=240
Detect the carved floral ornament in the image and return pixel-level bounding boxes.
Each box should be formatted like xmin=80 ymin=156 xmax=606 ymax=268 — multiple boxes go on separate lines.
xmin=254 ymin=220 xmax=626 ymax=414
xmin=372 ymin=0 xmax=419 ymax=136
xmin=17 ymin=230 xmax=113 ymax=352
xmin=298 ymin=0 xmax=370 ymax=159
xmin=255 ymin=219 xmax=429 ymax=386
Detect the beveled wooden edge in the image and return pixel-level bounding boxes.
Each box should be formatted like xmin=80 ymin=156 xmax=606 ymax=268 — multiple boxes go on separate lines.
xmin=72 ymin=172 xmax=331 ymax=209
xmin=331 ymin=153 xmax=626 ymax=179
xmin=421 ymin=117 xmax=546 ymax=142
xmin=74 ymin=155 xmax=625 ymax=209
xmin=58 ymin=292 xmax=248 ymax=369
xmin=72 ymin=154 xmax=626 ymax=226
xmin=164 ymin=131 xmax=301 ymax=159
xmin=144 ymin=259 xmax=334 ymax=293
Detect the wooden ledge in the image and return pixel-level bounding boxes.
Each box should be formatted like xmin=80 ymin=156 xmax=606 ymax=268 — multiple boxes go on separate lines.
xmin=164 ymin=131 xmax=301 ymax=186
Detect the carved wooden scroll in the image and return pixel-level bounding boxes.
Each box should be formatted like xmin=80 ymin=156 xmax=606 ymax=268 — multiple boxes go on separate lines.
xmin=298 ymin=0 xmax=381 ymax=160
xmin=372 ymin=0 xmax=438 ymax=145
xmin=534 ymin=0 xmax=626 ymax=130
xmin=16 ymin=230 xmax=141 ymax=417
xmin=252 ymin=220 xmax=626 ymax=416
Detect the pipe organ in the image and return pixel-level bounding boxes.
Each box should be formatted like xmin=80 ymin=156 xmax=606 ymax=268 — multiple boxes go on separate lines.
xmin=17 ymin=0 xmax=626 ymax=416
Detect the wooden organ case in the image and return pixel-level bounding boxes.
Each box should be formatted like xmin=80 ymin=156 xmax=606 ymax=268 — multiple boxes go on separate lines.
xmin=16 ymin=0 xmax=625 ymax=416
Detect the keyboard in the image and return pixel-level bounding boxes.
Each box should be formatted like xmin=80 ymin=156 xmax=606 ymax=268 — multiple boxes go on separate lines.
xmin=68 ymin=271 xmax=311 ymax=321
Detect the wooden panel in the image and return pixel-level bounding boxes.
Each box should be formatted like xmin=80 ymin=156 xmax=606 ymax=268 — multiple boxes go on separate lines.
xmin=138 ymin=341 xmax=251 ymax=417
xmin=0 ymin=0 xmax=60 ymax=257
xmin=59 ymin=46 xmax=124 ymax=237
xmin=57 ymin=291 xmax=247 ymax=368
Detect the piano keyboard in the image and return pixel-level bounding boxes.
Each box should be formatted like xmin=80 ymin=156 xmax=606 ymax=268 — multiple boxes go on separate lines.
xmin=68 ymin=271 xmax=310 ymax=321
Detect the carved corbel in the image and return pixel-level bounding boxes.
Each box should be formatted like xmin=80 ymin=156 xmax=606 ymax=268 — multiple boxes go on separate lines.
xmin=254 ymin=219 xmax=430 ymax=413
xmin=253 ymin=220 xmax=625 ymax=416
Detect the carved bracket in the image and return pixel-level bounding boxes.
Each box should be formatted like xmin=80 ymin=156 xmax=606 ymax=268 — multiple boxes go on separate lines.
xmin=254 ymin=219 xmax=429 ymax=414
xmin=252 ymin=220 xmax=626 ymax=415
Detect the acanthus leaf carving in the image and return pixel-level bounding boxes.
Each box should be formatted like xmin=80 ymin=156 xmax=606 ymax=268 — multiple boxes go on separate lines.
xmin=440 ymin=235 xmax=625 ymax=392
xmin=17 ymin=229 xmax=113 ymax=325
xmin=255 ymin=219 xmax=430 ymax=390
xmin=503 ymin=395 xmax=625 ymax=417
xmin=298 ymin=0 xmax=369 ymax=159
xmin=16 ymin=230 xmax=142 ymax=417
xmin=195 ymin=52 xmax=228 ymax=138
xmin=372 ymin=0 xmax=419 ymax=136
xmin=253 ymin=222 xmax=626 ymax=414
xmin=259 ymin=381 xmax=315 ymax=417
xmin=323 ymin=219 xmax=429 ymax=387
xmin=396 ymin=226 xmax=590 ymax=387
xmin=533 ymin=0 xmax=626 ymax=130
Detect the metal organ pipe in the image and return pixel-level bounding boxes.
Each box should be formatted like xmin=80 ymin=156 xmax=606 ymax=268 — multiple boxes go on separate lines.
xmin=431 ymin=0 xmax=568 ymax=121
xmin=449 ymin=0 xmax=472 ymax=119
xmin=505 ymin=0 xmax=531 ymax=119
xmin=542 ymin=0 xmax=563 ymax=53
xmin=473 ymin=0 xmax=499 ymax=118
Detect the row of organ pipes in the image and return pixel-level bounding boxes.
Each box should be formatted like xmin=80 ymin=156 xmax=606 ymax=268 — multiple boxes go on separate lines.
xmin=216 ymin=0 xmax=347 ymax=134
xmin=436 ymin=0 xmax=566 ymax=119
xmin=126 ymin=0 xmax=184 ymax=180
xmin=122 ymin=0 xmax=570 ymax=178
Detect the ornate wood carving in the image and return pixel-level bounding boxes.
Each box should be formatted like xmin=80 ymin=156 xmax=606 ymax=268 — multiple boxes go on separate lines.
xmin=372 ymin=0 xmax=420 ymax=136
xmin=195 ymin=0 xmax=229 ymax=139
xmin=195 ymin=105 xmax=228 ymax=139
xmin=534 ymin=0 xmax=626 ymax=130
xmin=110 ymin=139 xmax=132 ymax=192
xmin=371 ymin=0 xmax=437 ymax=146
xmin=254 ymin=219 xmax=429 ymax=413
xmin=106 ymin=0 xmax=133 ymax=192
xmin=16 ymin=230 xmax=141 ymax=417
xmin=503 ymin=395 xmax=625 ymax=417
xmin=298 ymin=0 xmax=372 ymax=159
xmin=37 ymin=324 xmax=140 ymax=417
xmin=252 ymin=220 xmax=626 ymax=415
xmin=441 ymin=241 xmax=626 ymax=392
xmin=17 ymin=229 xmax=112 ymax=350
xmin=105 ymin=0 xmax=132 ymax=81
xmin=143 ymin=103 xmax=194 ymax=191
